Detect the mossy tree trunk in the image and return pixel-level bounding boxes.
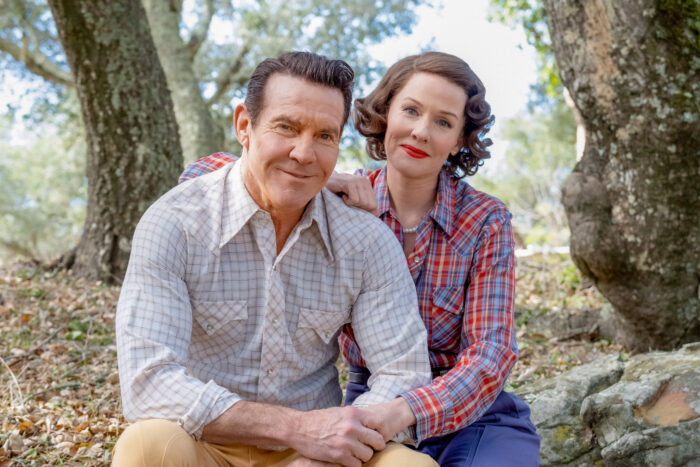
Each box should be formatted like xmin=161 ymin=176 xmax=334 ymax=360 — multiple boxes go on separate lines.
xmin=544 ymin=0 xmax=700 ymax=351
xmin=48 ymin=0 xmax=183 ymax=282
xmin=141 ymin=0 xmax=223 ymax=163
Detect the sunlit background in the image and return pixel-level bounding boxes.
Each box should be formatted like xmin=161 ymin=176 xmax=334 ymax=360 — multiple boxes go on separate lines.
xmin=0 ymin=0 xmax=574 ymax=265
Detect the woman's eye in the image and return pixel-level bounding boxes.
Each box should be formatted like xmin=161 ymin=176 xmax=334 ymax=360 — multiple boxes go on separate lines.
xmin=404 ymin=107 xmax=417 ymax=115
xmin=438 ymin=119 xmax=452 ymax=128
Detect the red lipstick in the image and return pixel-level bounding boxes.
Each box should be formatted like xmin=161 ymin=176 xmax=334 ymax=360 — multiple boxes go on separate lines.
xmin=401 ymin=144 xmax=430 ymax=159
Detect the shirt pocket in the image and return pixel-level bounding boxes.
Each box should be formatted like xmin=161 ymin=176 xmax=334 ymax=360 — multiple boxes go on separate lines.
xmin=190 ymin=300 xmax=248 ymax=362
xmin=292 ymin=308 xmax=348 ymax=365
xmin=429 ymin=287 xmax=464 ymax=349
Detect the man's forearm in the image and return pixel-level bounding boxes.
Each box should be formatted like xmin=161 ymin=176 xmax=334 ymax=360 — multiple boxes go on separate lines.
xmin=201 ymin=401 xmax=387 ymax=467
xmin=201 ymin=400 xmax=297 ymax=447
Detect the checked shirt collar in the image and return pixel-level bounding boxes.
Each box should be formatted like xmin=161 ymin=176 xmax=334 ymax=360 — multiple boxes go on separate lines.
xmin=181 ymin=158 xmax=334 ymax=261
xmin=373 ymin=166 xmax=456 ymax=236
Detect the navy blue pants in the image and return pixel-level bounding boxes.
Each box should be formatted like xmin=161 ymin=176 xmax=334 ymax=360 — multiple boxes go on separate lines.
xmin=345 ymin=367 xmax=540 ymax=466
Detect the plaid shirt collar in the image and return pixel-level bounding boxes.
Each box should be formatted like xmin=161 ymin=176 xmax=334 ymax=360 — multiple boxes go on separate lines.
xmin=374 ymin=167 xmax=456 ymax=236
xmin=190 ymin=158 xmax=333 ymax=260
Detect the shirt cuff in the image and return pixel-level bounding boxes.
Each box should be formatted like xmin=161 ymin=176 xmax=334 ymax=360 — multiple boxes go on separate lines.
xmin=183 ymin=382 xmax=241 ymax=440
xmin=400 ymin=385 xmax=450 ymax=443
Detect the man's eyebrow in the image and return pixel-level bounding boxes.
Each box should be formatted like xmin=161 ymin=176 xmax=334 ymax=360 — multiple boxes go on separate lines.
xmin=404 ymin=97 xmax=459 ymax=119
xmin=319 ymin=126 xmax=341 ymax=137
xmin=270 ymin=116 xmax=301 ymax=127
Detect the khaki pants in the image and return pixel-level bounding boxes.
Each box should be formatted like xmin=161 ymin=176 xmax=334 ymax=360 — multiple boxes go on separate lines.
xmin=112 ymin=419 xmax=437 ymax=467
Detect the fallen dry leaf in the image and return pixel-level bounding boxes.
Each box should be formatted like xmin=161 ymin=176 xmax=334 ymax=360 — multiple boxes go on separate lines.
xmin=0 ymin=254 xmax=619 ymax=464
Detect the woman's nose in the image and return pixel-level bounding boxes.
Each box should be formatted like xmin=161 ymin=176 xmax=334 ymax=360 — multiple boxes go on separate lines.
xmin=411 ymin=119 xmax=429 ymax=142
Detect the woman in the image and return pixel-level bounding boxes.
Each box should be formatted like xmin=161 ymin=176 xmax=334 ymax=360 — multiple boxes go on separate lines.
xmin=181 ymin=51 xmax=540 ymax=466
xmin=330 ymin=51 xmax=539 ymax=466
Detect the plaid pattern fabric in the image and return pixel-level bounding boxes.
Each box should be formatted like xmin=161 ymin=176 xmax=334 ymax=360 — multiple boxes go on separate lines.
xmin=117 ymin=158 xmax=430 ymax=440
xmin=180 ymin=154 xmax=518 ymax=443
xmin=179 ymin=152 xmax=234 ymax=183
xmin=343 ymin=167 xmax=518 ymax=442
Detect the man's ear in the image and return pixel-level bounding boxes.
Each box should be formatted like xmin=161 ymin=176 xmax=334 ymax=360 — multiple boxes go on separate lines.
xmin=234 ymin=104 xmax=252 ymax=152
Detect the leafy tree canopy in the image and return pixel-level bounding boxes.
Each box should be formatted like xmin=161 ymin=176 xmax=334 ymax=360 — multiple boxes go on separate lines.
xmin=0 ymin=0 xmax=432 ymax=262
xmin=487 ymin=0 xmax=561 ymax=106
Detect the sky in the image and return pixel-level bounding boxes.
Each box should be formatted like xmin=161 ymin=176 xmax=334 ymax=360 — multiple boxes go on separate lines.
xmin=362 ymin=0 xmax=539 ymax=173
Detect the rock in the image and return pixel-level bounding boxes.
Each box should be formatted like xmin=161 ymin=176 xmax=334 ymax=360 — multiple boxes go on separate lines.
xmin=525 ymin=303 xmax=624 ymax=343
xmin=582 ymin=343 xmax=700 ymax=466
xmin=518 ymin=342 xmax=700 ymax=466
xmin=514 ymin=354 xmax=625 ymax=465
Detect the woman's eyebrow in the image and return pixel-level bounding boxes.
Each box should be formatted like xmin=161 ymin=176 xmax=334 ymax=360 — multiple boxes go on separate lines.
xmin=403 ymin=97 xmax=459 ymax=119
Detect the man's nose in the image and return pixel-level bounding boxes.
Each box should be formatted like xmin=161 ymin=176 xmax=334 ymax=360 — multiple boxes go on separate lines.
xmin=289 ymin=134 xmax=315 ymax=164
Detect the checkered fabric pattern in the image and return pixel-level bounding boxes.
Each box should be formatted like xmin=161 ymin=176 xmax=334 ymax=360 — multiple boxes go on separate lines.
xmin=180 ymin=154 xmax=518 ymax=443
xmin=341 ymin=167 xmax=519 ymax=442
xmin=117 ymin=158 xmax=431 ymax=440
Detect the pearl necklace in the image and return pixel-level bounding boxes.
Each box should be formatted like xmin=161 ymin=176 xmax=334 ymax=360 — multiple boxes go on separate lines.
xmin=403 ymin=225 xmax=418 ymax=233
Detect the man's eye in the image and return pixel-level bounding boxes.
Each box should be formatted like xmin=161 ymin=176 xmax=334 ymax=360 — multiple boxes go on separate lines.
xmin=320 ymin=134 xmax=332 ymax=140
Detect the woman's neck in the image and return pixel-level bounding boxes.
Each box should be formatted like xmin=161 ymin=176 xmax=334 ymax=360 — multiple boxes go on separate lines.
xmin=386 ymin=169 xmax=439 ymax=229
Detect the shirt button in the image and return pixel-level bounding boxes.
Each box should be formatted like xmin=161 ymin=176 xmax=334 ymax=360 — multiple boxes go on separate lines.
xmin=207 ymin=324 xmax=214 ymax=331
xmin=272 ymin=318 xmax=278 ymax=324
xmin=413 ymin=257 xmax=420 ymax=263
xmin=267 ymin=369 xmax=274 ymax=375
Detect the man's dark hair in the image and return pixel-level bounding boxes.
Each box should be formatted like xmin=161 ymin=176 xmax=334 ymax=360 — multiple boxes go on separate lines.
xmin=245 ymin=51 xmax=355 ymax=127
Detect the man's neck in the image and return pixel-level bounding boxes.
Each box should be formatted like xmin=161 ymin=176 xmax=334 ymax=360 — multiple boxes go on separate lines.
xmin=269 ymin=207 xmax=305 ymax=255
xmin=240 ymin=159 xmax=307 ymax=255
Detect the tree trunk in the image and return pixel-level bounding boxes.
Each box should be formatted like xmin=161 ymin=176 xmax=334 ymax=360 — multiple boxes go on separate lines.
xmin=142 ymin=0 xmax=223 ymax=163
xmin=48 ymin=0 xmax=183 ymax=282
xmin=544 ymin=0 xmax=700 ymax=351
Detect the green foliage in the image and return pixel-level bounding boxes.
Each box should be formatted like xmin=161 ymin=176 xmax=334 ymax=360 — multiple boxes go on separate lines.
xmin=0 ymin=92 xmax=86 ymax=263
xmin=0 ymin=0 xmax=431 ymax=263
xmin=186 ymin=0 xmax=430 ymax=149
xmin=472 ymin=100 xmax=576 ymax=246
xmin=487 ymin=0 xmax=561 ymax=105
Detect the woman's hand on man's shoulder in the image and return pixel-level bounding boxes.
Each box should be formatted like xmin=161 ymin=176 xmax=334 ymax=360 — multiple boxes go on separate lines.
xmin=326 ymin=172 xmax=378 ymax=216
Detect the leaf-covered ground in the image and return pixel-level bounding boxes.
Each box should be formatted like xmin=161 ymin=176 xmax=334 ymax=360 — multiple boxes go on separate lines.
xmin=1 ymin=254 xmax=621 ymax=466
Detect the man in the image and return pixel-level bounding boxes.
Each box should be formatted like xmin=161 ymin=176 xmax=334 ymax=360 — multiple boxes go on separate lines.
xmin=112 ymin=51 xmax=435 ymax=467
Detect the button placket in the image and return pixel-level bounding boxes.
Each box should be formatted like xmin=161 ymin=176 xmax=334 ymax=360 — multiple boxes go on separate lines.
xmin=258 ymin=265 xmax=285 ymax=401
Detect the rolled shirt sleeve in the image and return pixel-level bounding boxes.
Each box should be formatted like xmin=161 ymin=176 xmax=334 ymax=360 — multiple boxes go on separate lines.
xmin=116 ymin=201 xmax=240 ymax=439
xmin=349 ymin=218 xmax=432 ymax=408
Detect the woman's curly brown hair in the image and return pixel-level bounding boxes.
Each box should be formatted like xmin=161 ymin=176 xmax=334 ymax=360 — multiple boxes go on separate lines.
xmin=354 ymin=51 xmax=494 ymax=178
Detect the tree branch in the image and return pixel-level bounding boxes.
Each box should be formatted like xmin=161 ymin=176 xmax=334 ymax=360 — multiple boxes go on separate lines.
xmin=205 ymin=40 xmax=252 ymax=106
xmin=0 ymin=37 xmax=73 ymax=87
xmin=186 ymin=0 xmax=214 ymax=60
xmin=0 ymin=238 xmax=37 ymax=260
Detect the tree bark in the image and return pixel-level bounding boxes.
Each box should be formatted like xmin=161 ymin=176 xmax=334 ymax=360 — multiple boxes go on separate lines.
xmin=544 ymin=0 xmax=700 ymax=351
xmin=48 ymin=0 xmax=183 ymax=282
xmin=142 ymin=0 xmax=223 ymax=163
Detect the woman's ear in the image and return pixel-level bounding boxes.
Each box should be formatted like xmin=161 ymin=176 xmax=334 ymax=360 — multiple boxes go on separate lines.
xmin=451 ymin=136 xmax=465 ymax=156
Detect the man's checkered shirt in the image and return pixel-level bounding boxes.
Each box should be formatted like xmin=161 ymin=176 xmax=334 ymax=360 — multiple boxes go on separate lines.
xmin=180 ymin=154 xmax=519 ymax=444
xmin=116 ymin=159 xmax=431 ymax=440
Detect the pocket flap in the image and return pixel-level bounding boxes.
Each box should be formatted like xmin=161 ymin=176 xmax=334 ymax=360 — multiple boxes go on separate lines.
xmin=298 ymin=308 xmax=348 ymax=344
xmin=432 ymin=287 xmax=464 ymax=314
xmin=192 ymin=300 xmax=247 ymax=335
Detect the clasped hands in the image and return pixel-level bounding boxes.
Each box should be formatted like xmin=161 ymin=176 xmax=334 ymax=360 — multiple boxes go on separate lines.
xmin=288 ymin=398 xmax=415 ymax=467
